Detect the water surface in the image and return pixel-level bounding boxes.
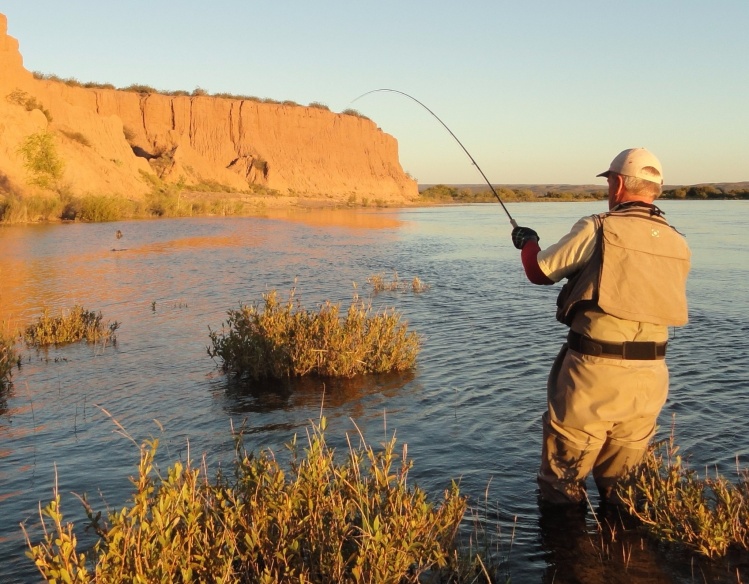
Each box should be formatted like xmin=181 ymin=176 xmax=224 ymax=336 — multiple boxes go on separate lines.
xmin=1 ymin=201 xmax=747 ymax=583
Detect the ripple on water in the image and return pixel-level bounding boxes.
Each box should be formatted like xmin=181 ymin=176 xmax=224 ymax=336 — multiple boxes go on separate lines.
xmin=2 ymin=204 xmax=748 ymax=583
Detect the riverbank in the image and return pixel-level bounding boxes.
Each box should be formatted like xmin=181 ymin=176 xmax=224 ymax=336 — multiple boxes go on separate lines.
xmin=2 ymin=180 xmax=747 ymax=226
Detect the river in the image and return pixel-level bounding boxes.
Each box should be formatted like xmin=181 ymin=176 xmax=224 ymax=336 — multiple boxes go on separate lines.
xmin=1 ymin=200 xmax=747 ymax=583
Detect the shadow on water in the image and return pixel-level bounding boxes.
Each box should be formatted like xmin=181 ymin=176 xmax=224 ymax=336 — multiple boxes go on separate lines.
xmin=220 ymin=370 xmax=417 ymax=433
xmin=535 ymin=503 xmax=749 ymax=584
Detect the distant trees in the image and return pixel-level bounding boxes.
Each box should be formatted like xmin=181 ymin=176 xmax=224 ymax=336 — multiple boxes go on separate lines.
xmin=662 ymin=186 xmax=749 ymax=200
xmin=420 ymin=184 xmax=748 ymax=204
xmin=418 ymin=185 xmax=606 ymax=203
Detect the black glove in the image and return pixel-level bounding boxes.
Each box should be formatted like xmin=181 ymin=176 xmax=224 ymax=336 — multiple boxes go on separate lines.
xmin=511 ymin=226 xmax=539 ymax=250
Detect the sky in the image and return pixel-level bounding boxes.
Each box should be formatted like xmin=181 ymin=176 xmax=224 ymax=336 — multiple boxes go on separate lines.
xmin=3 ymin=1 xmax=748 ymax=186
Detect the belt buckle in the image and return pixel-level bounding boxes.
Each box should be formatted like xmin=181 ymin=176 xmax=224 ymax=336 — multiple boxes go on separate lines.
xmin=622 ymin=341 xmax=657 ymax=360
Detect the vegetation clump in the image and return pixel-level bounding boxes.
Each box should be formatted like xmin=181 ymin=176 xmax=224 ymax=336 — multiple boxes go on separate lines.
xmin=24 ymin=306 xmax=120 ymax=347
xmin=24 ymin=420 xmax=468 ymax=583
xmin=6 ymin=88 xmax=53 ymax=122
xmin=368 ymin=272 xmax=429 ymax=294
xmin=0 ymin=330 xmax=18 ymax=389
xmin=619 ymin=431 xmax=749 ymax=558
xmin=59 ymin=129 xmax=92 ymax=147
xmin=208 ymin=289 xmax=420 ymax=379
xmin=17 ymin=132 xmax=65 ymax=189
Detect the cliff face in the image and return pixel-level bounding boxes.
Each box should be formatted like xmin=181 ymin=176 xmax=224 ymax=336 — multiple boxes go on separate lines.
xmin=0 ymin=13 xmax=417 ymax=204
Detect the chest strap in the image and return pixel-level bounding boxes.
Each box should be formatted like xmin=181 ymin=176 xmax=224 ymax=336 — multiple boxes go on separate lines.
xmin=567 ymin=330 xmax=667 ymax=360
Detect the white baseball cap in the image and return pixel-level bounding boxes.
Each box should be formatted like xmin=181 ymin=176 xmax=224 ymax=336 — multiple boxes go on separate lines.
xmin=597 ymin=147 xmax=663 ymax=185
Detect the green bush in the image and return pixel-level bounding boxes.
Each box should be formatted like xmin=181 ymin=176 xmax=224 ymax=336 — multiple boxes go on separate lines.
xmin=208 ymin=289 xmax=421 ymax=379
xmin=24 ymin=306 xmax=119 ymax=347
xmin=17 ymin=132 xmax=64 ymax=189
xmin=24 ymin=420 xmax=468 ymax=583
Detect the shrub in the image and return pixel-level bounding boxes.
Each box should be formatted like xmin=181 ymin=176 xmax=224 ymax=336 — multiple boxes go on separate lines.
xmin=17 ymin=132 xmax=64 ymax=189
xmin=6 ymin=88 xmax=53 ymax=122
xmin=74 ymin=195 xmax=127 ymax=222
xmin=308 ymin=101 xmax=330 ymax=111
xmin=208 ymin=289 xmax=421 ymax=379
xmin=619 ymin=431 xmax=749 ymax=558
xmin=60 ymin=129 xmax=92 ymax=148
xmin=341 ymin=108 xmax=370 ymax=120
xmin=63 ymin=195 xmax=132 ymax=222
xmin=24 ymin=419 xmax=467 ymax=583
xmin=24 ymin=306 xmax=119 ymax=347
xmin=121 ymin=84 xmax=158 ymax=94
xmin=0 ymin=194 xmax=64 ymax=223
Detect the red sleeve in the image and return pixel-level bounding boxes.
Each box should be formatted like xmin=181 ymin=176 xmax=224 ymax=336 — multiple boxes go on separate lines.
xmin=520 ymin=241 xmax=554 ymax=285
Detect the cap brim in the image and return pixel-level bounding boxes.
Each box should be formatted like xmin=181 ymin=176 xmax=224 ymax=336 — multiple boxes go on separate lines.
xmin=596 ymin=170 xmax=611 ymax=178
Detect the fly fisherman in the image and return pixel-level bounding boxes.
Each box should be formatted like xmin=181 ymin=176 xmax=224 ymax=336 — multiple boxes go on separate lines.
xmin=512 ymin=148 xmax=691 ymax=507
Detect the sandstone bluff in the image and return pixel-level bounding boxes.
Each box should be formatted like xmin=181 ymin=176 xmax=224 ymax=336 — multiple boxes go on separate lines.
xmin=0 ymin=13 xmax=418 ymax=211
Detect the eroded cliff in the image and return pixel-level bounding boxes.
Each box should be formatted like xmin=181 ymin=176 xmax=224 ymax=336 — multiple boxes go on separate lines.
xmin=0 ymin=13 xmax=418 ymax=207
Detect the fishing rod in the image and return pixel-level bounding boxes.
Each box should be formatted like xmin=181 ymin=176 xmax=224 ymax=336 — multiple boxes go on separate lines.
xmin=352 ymin=88 xmax=518 ymax=228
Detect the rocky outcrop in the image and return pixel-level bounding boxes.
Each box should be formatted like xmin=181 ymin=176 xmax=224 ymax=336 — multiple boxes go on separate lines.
xmin=0 ymin=13 xmax=417 ymax=205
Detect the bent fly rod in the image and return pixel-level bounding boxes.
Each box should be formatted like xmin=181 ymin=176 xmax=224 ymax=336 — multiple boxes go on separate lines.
xmin=352 ymin=88 xmax=518 ymax=228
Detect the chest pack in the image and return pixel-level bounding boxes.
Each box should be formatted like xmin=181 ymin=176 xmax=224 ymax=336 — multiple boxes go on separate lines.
xmin=556 ymin=204 xmax=691 ymax=327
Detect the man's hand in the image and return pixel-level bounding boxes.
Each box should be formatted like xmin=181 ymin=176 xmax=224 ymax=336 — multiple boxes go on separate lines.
xmin=511 ymin=226 xmax=540 ymax=250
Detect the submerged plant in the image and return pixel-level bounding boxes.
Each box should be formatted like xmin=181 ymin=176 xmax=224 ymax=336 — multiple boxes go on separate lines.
xmin=24 ymin=419 xmax=468 ymax=583
xmin=208 ymin=289 xmax=420 ymax=379
xmin=618 ymin=429 xmax=749 ymax=558
xmin=24 ymin=306 xmax=120 ymax=347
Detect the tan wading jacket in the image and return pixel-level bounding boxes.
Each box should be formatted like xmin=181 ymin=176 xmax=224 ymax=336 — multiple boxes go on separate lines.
xmin=554 ymin=203 xmax=691 ymax=339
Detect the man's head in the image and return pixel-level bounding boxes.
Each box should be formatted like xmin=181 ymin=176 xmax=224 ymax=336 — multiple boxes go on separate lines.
xmin=598 ymin=147 xmax=663 ymax=208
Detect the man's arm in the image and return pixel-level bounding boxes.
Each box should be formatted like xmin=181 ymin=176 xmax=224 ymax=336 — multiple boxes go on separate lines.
xmin=521 ymin=240 xmax=554 ymax=285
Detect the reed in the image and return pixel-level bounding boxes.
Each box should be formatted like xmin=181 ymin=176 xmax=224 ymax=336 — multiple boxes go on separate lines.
xmin=24 ymin=306 xmax=120 ymax=347
xmin=619 ymin=428 xmax=749 ymax=558
xmin=0 ymin=329 xmax=18 ymax=389
xmin=208 ymin=289 xmax=420 ymax=379
xmin=24 ymin=419 xmax=471 ymax=583
xmin=368 ymin=272 xmax=429 ymax=294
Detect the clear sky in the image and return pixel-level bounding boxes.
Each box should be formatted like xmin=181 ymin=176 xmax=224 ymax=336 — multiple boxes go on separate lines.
xmin=3 ymin=1 xmax=747 ymax=186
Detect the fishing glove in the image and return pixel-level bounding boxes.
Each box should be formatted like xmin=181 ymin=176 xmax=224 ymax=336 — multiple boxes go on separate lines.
xmin=511 ymin=226 xmax=539 ymax=250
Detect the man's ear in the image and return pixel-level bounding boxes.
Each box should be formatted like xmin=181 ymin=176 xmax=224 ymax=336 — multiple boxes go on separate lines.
xmin=614 ymin=174 xmax=625 ymax=197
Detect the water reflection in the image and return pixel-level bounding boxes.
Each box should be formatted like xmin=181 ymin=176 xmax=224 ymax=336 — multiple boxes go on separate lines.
xmin=221 ymin=370 xmax=416 ymax=432
xmin=537 ymin=505 xmax=673 ymax=584
xmin=257 ymin=207 xmax=404 ymax=229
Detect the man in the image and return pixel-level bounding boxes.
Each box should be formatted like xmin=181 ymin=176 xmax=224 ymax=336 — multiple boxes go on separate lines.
xmin=512 ymin=148 xmax=691 ymax=506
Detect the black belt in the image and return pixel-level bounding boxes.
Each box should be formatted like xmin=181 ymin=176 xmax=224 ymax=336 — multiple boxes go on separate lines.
xmin=567 ymin=331 xmax=667 ymax=360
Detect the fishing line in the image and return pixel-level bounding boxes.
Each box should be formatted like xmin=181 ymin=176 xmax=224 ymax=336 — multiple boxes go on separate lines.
xmin=351 ymin=88 xmax=518 ymax=228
